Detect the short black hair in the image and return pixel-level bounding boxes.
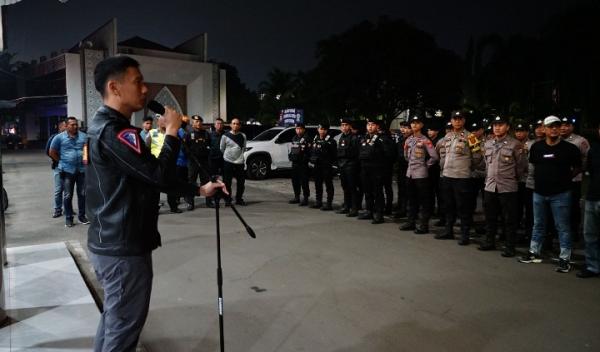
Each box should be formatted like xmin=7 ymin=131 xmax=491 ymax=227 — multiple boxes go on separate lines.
xmin=94 ymin=56 xmax=140 ymax=97
xmin=66 ymin=116 xmax=78 ymax=123
xmin=143 ymin=116 xmax=154 ymax=122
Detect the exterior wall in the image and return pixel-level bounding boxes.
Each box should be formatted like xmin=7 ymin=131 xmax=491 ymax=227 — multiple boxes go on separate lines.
xmin=219 ymin=69 xmax=227 ymax=121
xmin=61 ymin=53 xmax=225 ymax=127
xmin=65 ymin=53 xmax=84 ymax=123
xmin=128 ymin=54 xmax=222 ymax=123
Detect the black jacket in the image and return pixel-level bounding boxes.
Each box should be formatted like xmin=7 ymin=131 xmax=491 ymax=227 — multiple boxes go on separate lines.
xmin=86 ymin=105 xmax=198 ymax=256
xmin=289 ymin=133 xmax=310 ymax=163
xmin=587 ymin=140 xmax=600 ymax=201
xmin=337 ymin=132 xmax=359 ymax=169
xmin=310 ymin=134 xmax=337 ymax=166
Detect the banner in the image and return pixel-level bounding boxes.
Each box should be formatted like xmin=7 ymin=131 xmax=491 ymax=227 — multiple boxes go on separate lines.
xmin=278 ymin=108 xmax=304 ymax=127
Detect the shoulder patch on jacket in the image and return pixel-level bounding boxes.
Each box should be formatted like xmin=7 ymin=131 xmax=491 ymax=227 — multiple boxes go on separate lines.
xmin=117 ymin=128 xmax=142 ymax=154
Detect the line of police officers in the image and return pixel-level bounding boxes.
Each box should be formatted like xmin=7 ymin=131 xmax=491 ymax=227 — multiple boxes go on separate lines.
xmin=287 ymin=111 xmax=589 ymax=258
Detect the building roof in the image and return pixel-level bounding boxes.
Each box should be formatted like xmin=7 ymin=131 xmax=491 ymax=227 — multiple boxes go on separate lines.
xmin=118 ymin=36 xmax=173 ymax=52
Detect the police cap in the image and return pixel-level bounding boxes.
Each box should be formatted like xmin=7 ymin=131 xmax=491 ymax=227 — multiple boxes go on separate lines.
xmin=410 ymin=115 xmax=424 ymax=123
xmin=491 ymin=115 xmax=509 ymax=125
xmin=367 ymin=118 xmax=384 ymax=126
xmin=340 ymin=118 xmax=353 ymax=125
xmin=451 ymin=110 xmax=466 ymax=119
xmin=561 ymin=116 xmax=576 ymax=125
xmin=191 ymin=115 xmax=203 ymax=122
xmin=514 ymin=121 xmax=528 ymax=131
xmin=470 ymin=121 xmax=484 ymax=130
xmin=318 ymin=122 xmax=330 ymax=130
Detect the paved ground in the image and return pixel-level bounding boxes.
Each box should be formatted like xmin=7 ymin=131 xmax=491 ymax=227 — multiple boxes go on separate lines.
xmin=2 ymin=149 xmax=600 ymax=352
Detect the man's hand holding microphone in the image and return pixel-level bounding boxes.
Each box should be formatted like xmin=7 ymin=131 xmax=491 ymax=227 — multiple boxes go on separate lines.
xmin=151 ymin=102 xmax=228 ymax=198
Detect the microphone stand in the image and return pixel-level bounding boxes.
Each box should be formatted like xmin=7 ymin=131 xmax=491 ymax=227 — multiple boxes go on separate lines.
xmin=211 ymin=183 xmax=255 ymax=352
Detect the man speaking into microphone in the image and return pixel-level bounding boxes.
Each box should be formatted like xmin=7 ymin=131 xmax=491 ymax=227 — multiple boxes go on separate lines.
xmin=86 ymin=56 xmax=227 ymax=352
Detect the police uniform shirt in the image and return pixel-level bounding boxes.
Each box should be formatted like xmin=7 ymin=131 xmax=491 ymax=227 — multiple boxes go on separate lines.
xmin=442 ymin=129 xmax=485 ymax=179
xmin=289 ymin=134 xmax=310 ymax=163
xmin=186 ymin=128 xmax=210 ymax=160
xmin=484 ymin=135 xmax=526 ymax=193
xmin=359 ymin=133 xmax=385 ymax=166
xmin=404 ymin=134 xmax=439 ymax=179
xmin=311 ymin=135 xmax=336 ymax=165
xmin=563 ymin=133 xmax=590 ymax=182
xmin=435 ymin=137 xmax=447 ymax=172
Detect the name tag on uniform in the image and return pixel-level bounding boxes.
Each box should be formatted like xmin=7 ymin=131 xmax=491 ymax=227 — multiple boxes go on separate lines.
xmin=543 ymin=154 xmax=555 ymax=159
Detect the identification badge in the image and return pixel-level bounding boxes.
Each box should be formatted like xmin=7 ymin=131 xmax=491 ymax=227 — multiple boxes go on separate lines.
xmin=543 ymin=154 xmax=555 ymax=159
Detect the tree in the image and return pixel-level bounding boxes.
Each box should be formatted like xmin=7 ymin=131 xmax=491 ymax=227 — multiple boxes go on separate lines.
xmin=257 ymin=67 xmax=301 ymax=125
xmin=0 ymin=50 xmax=17 ymax=100
xmin=217 ymin=62 xmax=259 ymax=121
xmin=304 ymin=17 xmax=463 ymax=124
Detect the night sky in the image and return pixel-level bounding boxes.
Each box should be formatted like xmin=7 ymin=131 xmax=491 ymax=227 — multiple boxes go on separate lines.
xmin=5 ymin=0 xmax=566 ymax=88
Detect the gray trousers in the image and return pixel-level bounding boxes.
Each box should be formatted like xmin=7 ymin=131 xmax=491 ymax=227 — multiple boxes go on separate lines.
xmin=90 ymin=252 xmax=153 ymax=352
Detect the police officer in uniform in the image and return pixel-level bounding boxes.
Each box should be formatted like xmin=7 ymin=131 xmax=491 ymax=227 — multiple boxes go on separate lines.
xmin=427 ymin=120 xmax=444 ymax=222
xmin=379 ymin=121 xmax=397 ymax=215
xmin=478 ymin=116 xmax=527 ymax=257
xmin=358 ymin=118 xmax=387 ymax=224
xmin=433 ymin=122 xmax=450 ymax=227
xmin=288 ymin=122 xmax=311 ymax=206
xmin=400 ymin=115 xmax=440 ymax=234
xmin=184 ymin=115 xmax=211 ymax=209
xmin=336 ymin=118 xmax=360 ymax=216
xmin=469 ymin=120 xmax=487 ymax=235
xmin=436 ymin=111 xmax=485 ymax=245
xmin=514 ymin=121 xmax=534 ymax=241
xmin=86 ymin=56 xmax=227 ymax=351
xmin=393 ymin=121 xmax=411 ymax=217
xmin=309 ymin=123 xmax=337 ymax=210
xmin=561 ymin=116 xmax=590 ymax=241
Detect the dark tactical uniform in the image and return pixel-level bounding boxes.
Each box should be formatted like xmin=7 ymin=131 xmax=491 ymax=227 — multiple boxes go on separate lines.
xmin=310 ymin=134 xmax=337 ymax=209
xmin=208 ymin=129 xmax=225 ymax=177
xmin=184 ymin=127 xmax=211 ymax=208
xmin=288 ymin=132 xmax=311 ymax=205
xmin=394 ymin=131 xmax=409 ymax=216
xmin=480 ymin=132 xmax=527 ymax=256
xmin=359 ymin=132 xmax=387 ymax=223
xmin=381 ymin=130 xmax=397 ymax=215
xmin=402 ymin=134 xmax=439 ymax=232
xmin=337 ymin=131 xmax=360 ymax=215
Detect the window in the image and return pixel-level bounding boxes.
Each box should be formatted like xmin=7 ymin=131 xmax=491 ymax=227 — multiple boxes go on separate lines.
xmin=275 ymin=128 xmax=296 ymax=144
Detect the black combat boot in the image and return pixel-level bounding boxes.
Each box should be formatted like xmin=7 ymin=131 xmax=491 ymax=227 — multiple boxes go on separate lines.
xmin=321 ymin=202 xmax=333 ymax=211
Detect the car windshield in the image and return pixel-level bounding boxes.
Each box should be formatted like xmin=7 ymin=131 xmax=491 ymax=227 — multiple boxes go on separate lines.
xmin=252 ymin=128 xmax=284 ymax=141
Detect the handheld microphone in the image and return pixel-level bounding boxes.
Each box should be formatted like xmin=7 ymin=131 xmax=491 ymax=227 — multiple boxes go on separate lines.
xmin=147 ymin=100 xmax=165 ymax=115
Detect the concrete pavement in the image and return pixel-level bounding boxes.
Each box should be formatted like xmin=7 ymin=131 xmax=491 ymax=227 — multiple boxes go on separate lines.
xmin=2 ymin=149 xmax=600 ymax=352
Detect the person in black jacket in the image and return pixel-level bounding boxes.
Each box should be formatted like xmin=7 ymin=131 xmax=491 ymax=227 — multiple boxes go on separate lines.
xmin=309 ymin=123 xmax=337 ymax=210
xmin=209 ymin=118 xmax=226 ymax=178
xmin=336 ymin=118 xmax=360 ymax=216
xmin=288 ymin=122 xmax=311 ymax=206
xmin=184 ymin=114 xmax=211 ymax=209
xmin=86 ymin=56 xmax=226 ymax=352
xmin=358 ymin=118 xmax=387 ymax=224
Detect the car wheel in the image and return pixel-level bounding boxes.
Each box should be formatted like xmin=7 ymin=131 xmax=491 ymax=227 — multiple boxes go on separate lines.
xmin=247 ymin=155 xmax=270 ymax=180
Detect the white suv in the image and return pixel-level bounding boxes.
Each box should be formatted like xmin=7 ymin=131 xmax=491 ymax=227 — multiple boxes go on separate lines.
xmin=244 ymin=126 xmax=341 ymax=179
